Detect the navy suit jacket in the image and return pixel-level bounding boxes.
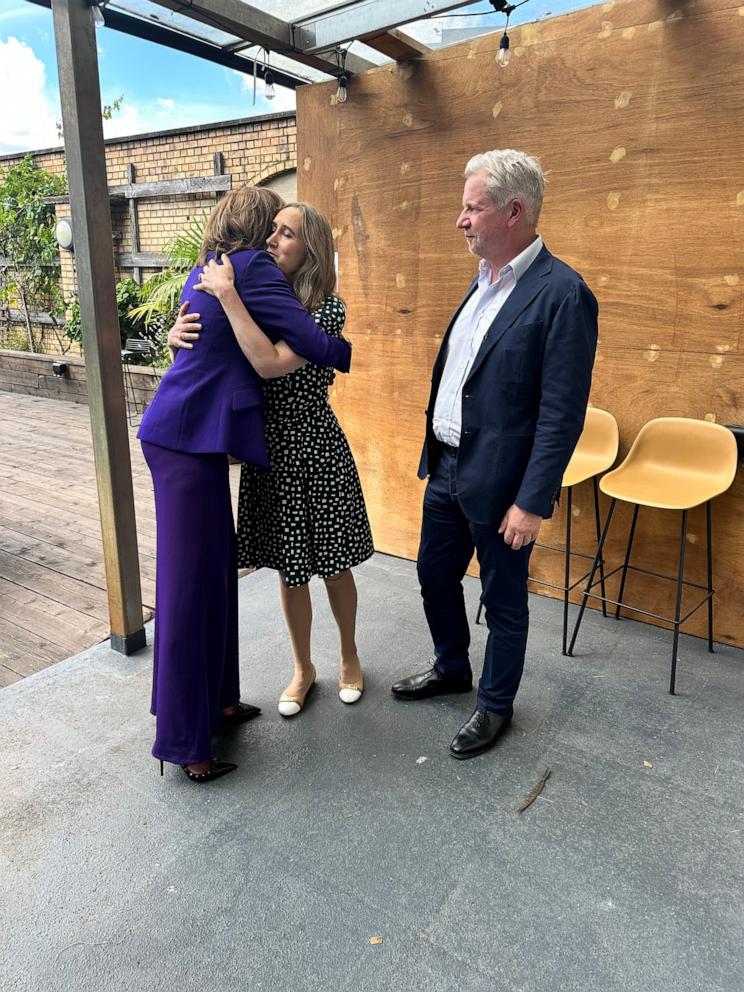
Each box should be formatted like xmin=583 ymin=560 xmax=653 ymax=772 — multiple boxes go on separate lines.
xmin=138 ymin=250 xmax=351 ymax=467
xmin=419 ymin=244 xmax=598 ymax=524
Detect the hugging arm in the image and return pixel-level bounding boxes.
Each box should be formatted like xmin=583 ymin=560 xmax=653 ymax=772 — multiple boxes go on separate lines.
xmin=191 ymin=255 xmax=305 ymax=378
xmin=236 ymin=252 xmax=351 ymax=373
xmin=194 ymin=256 xmax=307 ymax=378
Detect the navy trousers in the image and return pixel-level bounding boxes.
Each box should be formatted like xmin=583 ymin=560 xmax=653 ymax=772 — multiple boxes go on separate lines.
xmin=417 ymin=449 xmax=533 ymax=715
xmin=142 ymin=441 xmax=240 ymax=765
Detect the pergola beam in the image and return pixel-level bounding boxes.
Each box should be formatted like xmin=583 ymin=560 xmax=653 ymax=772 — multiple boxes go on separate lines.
xmin=50 ymin=0 xmax=145 ymax=655
xmin=148 ymin=0 xmax=376 ymax=75
xmin=293 ymin=0 xmax=475 ymax=52
xmin=363 ymin=28 xmax=431 ymax=60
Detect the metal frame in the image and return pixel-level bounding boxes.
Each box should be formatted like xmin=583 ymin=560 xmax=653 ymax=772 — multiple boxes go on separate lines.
xmin=475 ymin=477 xmax=608 ymax=656
xmin=567 ymin=500 xmax=715 ymax=695
xmin=293 ymin=0 xmax=472 ymax=52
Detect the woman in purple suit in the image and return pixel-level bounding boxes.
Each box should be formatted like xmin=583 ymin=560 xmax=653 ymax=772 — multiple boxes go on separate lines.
xmin=138 ymin=186 xmax=351 ymax=783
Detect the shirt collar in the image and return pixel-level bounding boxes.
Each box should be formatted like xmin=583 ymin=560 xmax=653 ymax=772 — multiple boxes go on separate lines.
xmin=478 ymin=235 xmax=544 ymax=288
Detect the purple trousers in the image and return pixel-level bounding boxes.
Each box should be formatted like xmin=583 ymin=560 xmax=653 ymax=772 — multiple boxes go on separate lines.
xmin=142 ymin=441 xmax=240 ymax=765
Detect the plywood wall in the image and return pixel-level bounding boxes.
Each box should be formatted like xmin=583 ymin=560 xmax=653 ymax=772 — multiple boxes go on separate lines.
xmin=298 ymin=0 xmax=744 ymax=648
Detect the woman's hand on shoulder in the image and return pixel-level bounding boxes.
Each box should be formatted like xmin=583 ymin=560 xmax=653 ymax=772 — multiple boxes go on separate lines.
xmin=195 ymin=253 xmax=236 ymax=301
xmin=167 ymin=301 xmax=202 ymax=355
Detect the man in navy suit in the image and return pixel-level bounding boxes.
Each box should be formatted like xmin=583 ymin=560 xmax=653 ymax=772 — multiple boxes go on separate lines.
xmin=392 ymin=149 xmax=598 ymax=759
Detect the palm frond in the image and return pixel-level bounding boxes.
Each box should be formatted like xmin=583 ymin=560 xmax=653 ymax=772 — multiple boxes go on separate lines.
xmin=127 ymin=212 xmax=207 ymax=327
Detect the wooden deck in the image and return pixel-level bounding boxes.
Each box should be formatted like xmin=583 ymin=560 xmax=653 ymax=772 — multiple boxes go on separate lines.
xmin=0 ymin=391 xmax=164 ymax=686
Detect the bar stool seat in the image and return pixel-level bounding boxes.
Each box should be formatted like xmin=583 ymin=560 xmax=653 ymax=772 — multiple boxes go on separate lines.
xmin=568 ymin=417 xmax=738 ymax=693
xmin=477 ymin=407 xmax=619 ymax=655
xmin=562 ymin=408 xmax=620 ymax=489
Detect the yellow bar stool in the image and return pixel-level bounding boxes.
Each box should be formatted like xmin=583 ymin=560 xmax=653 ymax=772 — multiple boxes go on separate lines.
xmin=567 ymin=417 xmax=739 ymax=693
xmin=476 ymin=407 xmax=619 ymax=655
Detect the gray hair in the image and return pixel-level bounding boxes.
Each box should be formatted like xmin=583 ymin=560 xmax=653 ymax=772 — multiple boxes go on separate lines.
xmin=464 ymin=149 xmax=545 ymax=226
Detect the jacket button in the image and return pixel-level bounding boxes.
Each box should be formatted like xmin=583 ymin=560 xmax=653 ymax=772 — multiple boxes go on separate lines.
xmin=464 ymin=394 xmax=470 ymax=399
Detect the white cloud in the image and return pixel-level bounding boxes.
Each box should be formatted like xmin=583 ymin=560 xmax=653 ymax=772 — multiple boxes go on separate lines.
xmin=102 ymin=101 xmax=144 ymax=139
xmin=156 ymin=97 xmax=175 ymax=112
xmin=0 ymin=36 xmax=59 ymax=153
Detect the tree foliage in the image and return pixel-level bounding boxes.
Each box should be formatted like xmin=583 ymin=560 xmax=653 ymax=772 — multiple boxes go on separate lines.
xmin=65 ymin=278 xmax=171 ymax=366
xmin=0 ymin=156 xmax=68 ymax=352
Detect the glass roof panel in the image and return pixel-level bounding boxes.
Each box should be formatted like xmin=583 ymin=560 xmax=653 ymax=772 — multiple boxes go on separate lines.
xmin=113 ymin=0 xmax=243 ymax=47
xmin=234 ymin=1 xmax=359 ymax=17
xmin=402 ymin=0 xmax=605 ymax=47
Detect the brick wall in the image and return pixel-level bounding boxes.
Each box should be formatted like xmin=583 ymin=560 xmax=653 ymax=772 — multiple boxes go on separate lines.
xmin=0 ymin=112 xmax=297 ymax=356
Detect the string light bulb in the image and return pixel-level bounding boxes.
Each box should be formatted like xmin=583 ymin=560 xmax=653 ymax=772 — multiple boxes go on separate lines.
xmin=336 ymin=74 xmax=348 ymax=104
xmin=497 ymin=30 xmax=510 ymax=67
xmin=264 ymin=68 xmax=276 ymax=100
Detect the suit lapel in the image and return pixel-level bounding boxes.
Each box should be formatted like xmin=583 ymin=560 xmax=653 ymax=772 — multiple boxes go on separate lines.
xmin=465 ymin=246 xmax=553 ymax=384
xmin=431 ymin=277 xmax=478 ymax=390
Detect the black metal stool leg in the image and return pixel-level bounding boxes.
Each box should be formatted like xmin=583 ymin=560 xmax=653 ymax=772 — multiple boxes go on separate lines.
xmin=592 ymin=476 xmax=608 ymax=618
xmin=562 ymin=487 xmax=573 ymax=656
xmin=669 ymin=509 xmax=688 ymax=695
xmin=706 ymin=500 xmax=714 ymax=654
xmin=568 ymin=498 xmax=617 ymax=657
xmin=615 ymin=504 xmax=640 ymax=620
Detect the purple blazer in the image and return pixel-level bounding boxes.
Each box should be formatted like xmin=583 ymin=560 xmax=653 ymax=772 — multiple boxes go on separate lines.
xmin=138 ymin=250 xmax=351 ymax=467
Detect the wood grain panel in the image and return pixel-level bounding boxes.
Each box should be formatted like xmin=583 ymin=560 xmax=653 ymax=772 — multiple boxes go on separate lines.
xmin=299 ymin=0 xmax=744 ymax=647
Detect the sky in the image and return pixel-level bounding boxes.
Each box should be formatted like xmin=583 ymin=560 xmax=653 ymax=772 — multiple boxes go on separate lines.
xmin=0 ymin=0 xmax=591 ymax=156
xmin=0 ymin=0 xmax=296 ymax=155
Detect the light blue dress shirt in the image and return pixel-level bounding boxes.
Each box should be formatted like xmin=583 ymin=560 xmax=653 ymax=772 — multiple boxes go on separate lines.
xmin=433 ymin=236 xmax=544 ymax=447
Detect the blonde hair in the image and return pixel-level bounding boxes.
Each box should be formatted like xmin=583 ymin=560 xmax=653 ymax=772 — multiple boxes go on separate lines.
xmin=198 ymin=185 xmax=284 ymax=265
xmin=280 ymin=202 xmax=337 ymax=313
xmin=464 ymin=149 xmax=545 ymax=226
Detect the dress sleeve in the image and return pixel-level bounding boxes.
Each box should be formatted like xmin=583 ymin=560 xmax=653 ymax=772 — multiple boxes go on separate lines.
xmin=312 ymin=297 xmax=346 ymax=339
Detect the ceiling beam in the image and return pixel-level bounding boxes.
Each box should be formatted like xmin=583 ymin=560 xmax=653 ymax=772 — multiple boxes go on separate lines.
xmin=362 ymin=28 xmax=430 ymax=60
xmin=293 ymin=0 xmax=475 ymax=53
xmin=147 ymin=0 xmax=376 ymax=75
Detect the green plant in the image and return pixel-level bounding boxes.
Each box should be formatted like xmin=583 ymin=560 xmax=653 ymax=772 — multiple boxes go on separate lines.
xmin=129 ymin=213 xmax=207 ymax=327
xmin=1 ymin=326 xmax=32 ymax=352
xmin=65 ymin=278 xmax=171 ymax=365
xmin=0 ymin=156 xmax=67 ymax=352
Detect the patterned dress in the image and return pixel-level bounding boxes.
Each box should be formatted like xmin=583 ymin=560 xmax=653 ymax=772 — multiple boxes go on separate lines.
xmin=236 ymin=296 xmax=374 ymax=587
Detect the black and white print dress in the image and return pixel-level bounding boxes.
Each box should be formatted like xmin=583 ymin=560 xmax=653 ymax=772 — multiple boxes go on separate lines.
xmin=236 ymin=296 xmax=374 ymax=587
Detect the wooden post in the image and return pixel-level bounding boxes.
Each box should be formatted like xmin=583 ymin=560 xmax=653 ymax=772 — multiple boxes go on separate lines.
xmin=213 ymin=152 xmax=225 ymax=202
xmin=127 ymin=163 xmax=142 ymax=285
xmin=51 ymin=0 xmax=146 ymax=655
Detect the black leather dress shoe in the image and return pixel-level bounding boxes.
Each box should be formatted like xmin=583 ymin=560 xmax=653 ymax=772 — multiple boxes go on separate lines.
xmin=391 ymin=666 xmax=472 ymax=701
xmin=449 ymin=707 xmax=512 ymax=759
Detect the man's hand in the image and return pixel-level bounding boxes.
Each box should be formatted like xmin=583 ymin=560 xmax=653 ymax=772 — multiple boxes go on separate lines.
xmin=498 ymin=504 xmax=543 ymax=550
xmin=168 ymin=301 xmax=202 ymax=353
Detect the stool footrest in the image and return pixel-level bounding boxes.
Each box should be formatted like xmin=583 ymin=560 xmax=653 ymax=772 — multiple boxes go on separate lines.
xmin=582 ymin=561 xmax=713 ymax=627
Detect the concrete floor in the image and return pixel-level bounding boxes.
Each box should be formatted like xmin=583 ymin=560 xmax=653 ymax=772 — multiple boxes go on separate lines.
xmin=2 ymin=553 xmax=743 ymax=992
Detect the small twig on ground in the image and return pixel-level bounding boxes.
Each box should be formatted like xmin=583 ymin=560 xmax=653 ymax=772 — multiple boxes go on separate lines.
xmin=517 ymin=767 xmax=552 ymax=814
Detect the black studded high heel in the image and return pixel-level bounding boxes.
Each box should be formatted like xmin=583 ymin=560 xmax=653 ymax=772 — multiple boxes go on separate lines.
xmin=181 ymin=758 xmax=237 ymax=784
xmin=219 ymin=701 xmax=262 ymax=727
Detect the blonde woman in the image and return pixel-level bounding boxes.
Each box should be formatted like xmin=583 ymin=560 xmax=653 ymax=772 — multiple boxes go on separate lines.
xmin=171 ymin=203 xmax=373 ymax=717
